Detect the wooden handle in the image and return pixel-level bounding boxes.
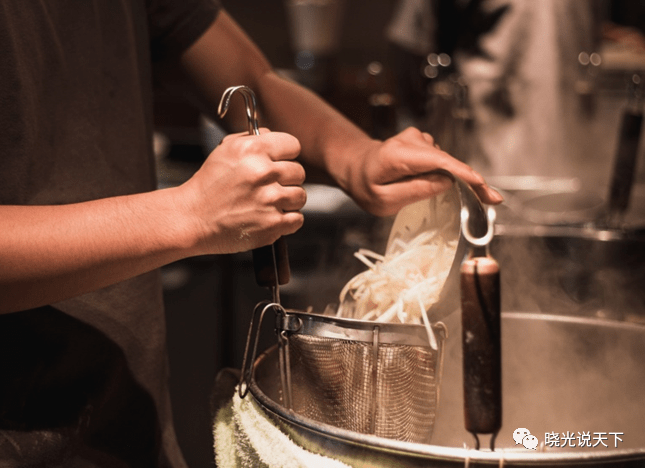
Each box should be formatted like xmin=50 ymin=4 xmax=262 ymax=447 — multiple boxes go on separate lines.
xmin=252 ymin=237 xmax=290 ymax=287
xmin=461 ymin=256 xmax=502 ymax=435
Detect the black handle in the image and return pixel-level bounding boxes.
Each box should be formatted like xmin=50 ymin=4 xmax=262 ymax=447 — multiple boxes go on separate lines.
xmin=252 ymin=237 xmax=290 ymax=287
xmin=608 ymin=110 xmax=643 ymax=215
xmin=461 ymin=256 xmax=502 ymax=436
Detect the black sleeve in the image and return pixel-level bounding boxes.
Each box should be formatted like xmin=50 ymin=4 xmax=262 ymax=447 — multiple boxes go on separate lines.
xmin=147 ymin=0 xmax=222 ymax=62
xmin=610 ymin=0 xmax=645 ymax=35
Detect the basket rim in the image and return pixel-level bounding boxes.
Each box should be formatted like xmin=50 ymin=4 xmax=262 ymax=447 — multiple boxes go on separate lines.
xmin=282 ymin=309 xmax=448 ymax=347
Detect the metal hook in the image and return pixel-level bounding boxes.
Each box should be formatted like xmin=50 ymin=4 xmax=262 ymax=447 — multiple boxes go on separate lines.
xmin=217 ymin=85 xmax=260 ymax=136
xmin=238 ymin=301 xmax=285 ymax=398
xmin=461 ymin=205 xmax=496 ymax=247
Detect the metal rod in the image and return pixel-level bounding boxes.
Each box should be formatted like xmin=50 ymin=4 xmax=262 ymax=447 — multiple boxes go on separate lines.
xmin=239 ymin=302 xmax=280 ymax=398
xmin=281 ymin=329 xmax=293 ymax=409
xmin=370 ymin=326 xmax=380 ymax=435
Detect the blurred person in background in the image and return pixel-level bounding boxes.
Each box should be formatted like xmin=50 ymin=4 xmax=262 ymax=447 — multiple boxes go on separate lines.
xmin=0 ymin=0 xmax=501 ymax=466
xmin=387 ymin=0 xmax=645 ymax=184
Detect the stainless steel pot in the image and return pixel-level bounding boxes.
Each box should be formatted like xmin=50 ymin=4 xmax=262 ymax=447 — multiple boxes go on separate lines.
xmin=248 ymin=311 xmax=645 ymax=467
xmin=492 ymin=225 xmax=645 ymax=320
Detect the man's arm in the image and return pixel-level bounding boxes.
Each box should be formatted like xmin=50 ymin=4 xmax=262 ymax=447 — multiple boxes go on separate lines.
xmin=0 ymin=130 xmax=306 ymax=313
xmin=175 ymin=10 xmax=503 ymax=216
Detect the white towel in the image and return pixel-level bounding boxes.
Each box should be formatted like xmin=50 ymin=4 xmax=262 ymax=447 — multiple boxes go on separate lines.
xmin=214 ymin=389 xmax=353 ymax=468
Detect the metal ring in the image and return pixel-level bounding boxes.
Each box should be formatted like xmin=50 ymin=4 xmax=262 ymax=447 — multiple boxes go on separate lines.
xmin=461 ymin=205 xmax=496 ymax=247
xmin=239 ymin=301 xmax=285 ymax=398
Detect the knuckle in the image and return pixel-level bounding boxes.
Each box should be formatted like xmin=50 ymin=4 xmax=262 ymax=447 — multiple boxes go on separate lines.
xmin=265 ymin=185 xmax=282 ymax=205
xmin=245 ymin=161 xmax=268 ymax=183
xmin=283 ymin=212 xmax=304 ymax=234
xmin=401 ymin=126 xmax=421 ymax=138
xmin=290 ymin=135 xmax=302 ymax=153
xmin=276 ymin=132 xmax=301 ymax=157
xmin=381 ymin=136 xmax=404 ymax=155
xmin=222 ymin=131 xmax=244 ymax=144
xmin=286 ymin=186 xmax=307 ymax=208
xmin=298 ymin=187 xmax=307 ymax=206
xmin=290 ymin=163 xmax=306 ymax=184
xmin=244 ymin=157 xmax=275 ymax=184
xmin=236 ymin=135 xmax=262 ymax=153
xmin=423 ymin=132 xmax=436 ymax=144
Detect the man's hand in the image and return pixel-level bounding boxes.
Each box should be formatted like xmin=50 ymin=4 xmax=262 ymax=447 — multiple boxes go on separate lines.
xmin=179 ymin=129 xmax=307 ymax=255
xmin=338 ymin=127 xmax=503 ymax=217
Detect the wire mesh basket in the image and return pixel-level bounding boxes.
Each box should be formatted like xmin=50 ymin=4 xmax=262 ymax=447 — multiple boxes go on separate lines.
xmin=239 ymin=304 xmax=447 ymax=444
xmin=237 ymin=174 xmax=489 ymax=446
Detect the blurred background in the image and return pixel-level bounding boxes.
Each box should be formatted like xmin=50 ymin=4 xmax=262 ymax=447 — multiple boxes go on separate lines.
xmin=152 ymin=1 xmax=645 ymax=465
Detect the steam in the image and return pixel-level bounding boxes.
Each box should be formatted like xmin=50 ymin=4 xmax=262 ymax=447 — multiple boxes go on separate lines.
xmin=432 ymin=310 xmax=645 ymax=451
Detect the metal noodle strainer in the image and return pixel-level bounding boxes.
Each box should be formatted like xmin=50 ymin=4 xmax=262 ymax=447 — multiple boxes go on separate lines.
xmin=238 ymin=193 xmax=491 ymax=446
xmin=240 ymin=299 xmax=449 ymax=444
xmin=223 ymin=85 xmax=492 ymax=446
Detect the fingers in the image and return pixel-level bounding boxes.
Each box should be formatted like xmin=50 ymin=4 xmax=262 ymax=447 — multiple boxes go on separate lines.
xmin=219 ymin=129 xmax=305 ymax=188
xmin=420 ymin=131 xmax=438 ymax=149
xmin=392 ymin=128 xmax=504 ymax=205
xmin=469 ymin=179 xmax=504 ymax=205
xmin=259 ymin=131 xmax=301 ymax=162
xmin=276 ymin=160 xmax=306 ymax=187
xmin=186 ymin=126 xmax=310 ymax=255
xmin=279 ymin=210 xmax=305 ymax=236
xmin=420 ymin=131 xmax=503 ymax=204
xmin=274 ymin=185 xmax=308 ymax=213
xmin=440 ymin=162 xmax=504 ymax=205
xmin=224 ymin=129 xmax=301 ymax=162
xmin=376 ymin=173 xmax=453 ymax=215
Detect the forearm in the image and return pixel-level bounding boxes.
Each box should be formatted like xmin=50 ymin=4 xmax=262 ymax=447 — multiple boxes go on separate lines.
xmin=0 ymin=186 xmax=200 ymax=313
xmin=1 ymin=127 xmax=306 ymax=313
xmin=255 ymin=72 xmax=376 ymax=191
xmin=175 ymin=10 xmax=373 ymax=190
xmin=175 ymin=9 xmax=502 ymax=217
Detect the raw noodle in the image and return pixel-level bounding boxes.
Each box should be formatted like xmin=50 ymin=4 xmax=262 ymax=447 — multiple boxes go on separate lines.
xmin=336 ymin=228 xmax=458 ymax=349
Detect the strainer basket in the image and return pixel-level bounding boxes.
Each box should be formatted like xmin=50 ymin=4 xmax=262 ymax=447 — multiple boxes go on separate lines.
xmin=239 ymin=304 xmax=447 ymax=444
xmin=237 ymin=173 xmax=489 ymax=446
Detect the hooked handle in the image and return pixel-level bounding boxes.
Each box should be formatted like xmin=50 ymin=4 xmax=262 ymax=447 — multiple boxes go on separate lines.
xmin=252 ymin=238 xmax=290 ymax=286
xmin=218 ymin=86 xmax=291 ymax=287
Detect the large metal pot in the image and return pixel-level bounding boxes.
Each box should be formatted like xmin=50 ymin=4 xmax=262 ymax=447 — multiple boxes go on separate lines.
xmin=248 ymin=311 xmax=645 ymax=467
xmin=491 ymin=225 xmax=645 ymax=321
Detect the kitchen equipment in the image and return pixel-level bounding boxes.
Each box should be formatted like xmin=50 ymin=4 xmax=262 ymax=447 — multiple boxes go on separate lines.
xmin=459 ymin=206 xmax=502 ymax=451
xmin=245 ymin=311 xmax=645 ymax=467
xmin=218 ymin=85 xmax=296 ymax=417
xmin=270 ymin=309 xmax=448 ymax=443
xmin=606 ymin=73 xmax=644 ymax=227
xmin=238 ymin=173 xmax=493 ymax=445
xmin=486 ymin=175 xmax=606 ymax=227
xmin=217 ymin=86 xmax=290 ymax=300
xmin=491 ymin=223 xmax=645 ymax=320
xmin=385 ymin=171 xmax=490 ymax=322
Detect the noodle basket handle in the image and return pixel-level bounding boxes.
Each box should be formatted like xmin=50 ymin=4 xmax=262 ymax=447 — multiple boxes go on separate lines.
xmin=217 ymin=86 xmax=291 ymax=291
